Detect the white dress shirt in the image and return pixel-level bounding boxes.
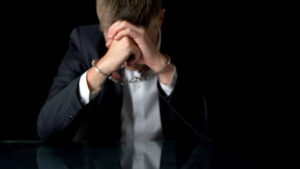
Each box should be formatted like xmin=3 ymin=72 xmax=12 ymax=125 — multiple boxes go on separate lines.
xmin=78 ymin=30 xmax=177 ymax=141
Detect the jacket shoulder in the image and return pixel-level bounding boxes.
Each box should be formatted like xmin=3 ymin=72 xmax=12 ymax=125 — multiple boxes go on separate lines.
xmin=76 ymin=24 xmax=101 ymax=34
xmin=75 ymin=24 xmax=104 ymax=42
xmin=70 ymin=24 xmax=106 ymax=60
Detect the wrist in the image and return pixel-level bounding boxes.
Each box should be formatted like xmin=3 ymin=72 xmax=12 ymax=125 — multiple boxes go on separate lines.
xmin=96 ymin=57 xmax=115 ymax=75
xmin=86 ymin=67 xmax=106 ymax=92
xmin=151 ymin=54 xmax=171 ymax=74
xmin=158 ymin=63 xmax=175 ymax=85
xmin=92 ymin=60 xmax=111 ymax=77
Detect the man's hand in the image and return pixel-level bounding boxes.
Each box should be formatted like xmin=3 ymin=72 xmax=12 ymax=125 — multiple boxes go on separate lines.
xmin=97 ymin=36 xmax=142 ymax=74
xmin=106 ymin=21 xmax=169 ymax=73
xmin=86 ymin=36 xmax=142 ymax=92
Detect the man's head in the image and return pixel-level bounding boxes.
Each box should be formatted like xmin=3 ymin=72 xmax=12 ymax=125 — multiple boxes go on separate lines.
xmin=96 ymin=0 xmax=165 ymax=45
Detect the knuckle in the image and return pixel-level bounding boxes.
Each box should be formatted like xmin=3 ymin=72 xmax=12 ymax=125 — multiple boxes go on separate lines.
xmin=140 ymin=28 xmax=145 ymax=34
xmin=127 ymin=29 xmax=133 ymax=34
xmin=140 ymin=29 xmax=146 ymax=37
xmin=121 ymin=21 xmax=127 ymax=27
xmin=123 ymin=36 xmax=130 ymax=41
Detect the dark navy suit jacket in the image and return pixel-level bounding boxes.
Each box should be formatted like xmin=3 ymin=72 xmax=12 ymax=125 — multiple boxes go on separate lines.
xmin=37 ymin=24 xmax=209 ymax=142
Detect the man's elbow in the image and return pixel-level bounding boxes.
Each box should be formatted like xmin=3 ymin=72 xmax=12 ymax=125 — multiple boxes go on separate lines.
xmin=37 ymin=115 xmax=49 ymax=141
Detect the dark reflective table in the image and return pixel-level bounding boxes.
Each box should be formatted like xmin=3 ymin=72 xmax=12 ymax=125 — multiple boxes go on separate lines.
xmin=0 ymin=140 xmax=275 ymax=169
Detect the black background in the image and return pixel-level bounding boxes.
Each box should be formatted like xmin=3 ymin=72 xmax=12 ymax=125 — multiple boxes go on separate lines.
xmin=0 ymin=0 xmax=279 ymax=146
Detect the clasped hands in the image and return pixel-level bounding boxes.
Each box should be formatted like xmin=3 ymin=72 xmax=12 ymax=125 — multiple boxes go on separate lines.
xmin=97 ymin=20 xmax=169 ymax=75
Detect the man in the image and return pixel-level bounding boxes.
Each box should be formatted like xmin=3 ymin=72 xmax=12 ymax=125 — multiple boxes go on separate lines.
xmin=37 ymin=0 xmax=209 ymax=142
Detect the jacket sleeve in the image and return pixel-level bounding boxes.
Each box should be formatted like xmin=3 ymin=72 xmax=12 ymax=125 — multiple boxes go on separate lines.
xmin=37 ymin=27 xmax=90 ymax=141
xmin=157 ymin=71 xmax=211 ymax=143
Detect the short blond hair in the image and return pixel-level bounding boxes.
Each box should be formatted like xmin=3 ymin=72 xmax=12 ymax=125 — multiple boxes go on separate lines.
xmin=96 ymin=0 xmax=162 ymax=31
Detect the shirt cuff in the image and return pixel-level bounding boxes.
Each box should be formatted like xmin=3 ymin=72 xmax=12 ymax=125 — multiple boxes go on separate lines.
xmin=159 ymin=66 xmax=177 ymax=96
xmin=79 ymin=71 xmax=101 ymax=105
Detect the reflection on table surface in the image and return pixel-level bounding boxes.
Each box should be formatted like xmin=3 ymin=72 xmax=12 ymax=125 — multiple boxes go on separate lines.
xmin=0 ymin=140 xmax=273 ymax=169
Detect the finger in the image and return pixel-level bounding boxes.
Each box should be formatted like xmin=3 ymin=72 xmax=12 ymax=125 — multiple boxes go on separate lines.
xmin=106 ymin=38 xmax=117 ymax=49
xmin=113 ymin=29 xmax=139 ymax=41
xmin=106 ymin=21 xmax=123 ymax=47
xmin=127 ymin=38 xmax=144 ymax=65
xmin=107 ymin=20 xmax=123 ymax=38
xmin=109 ymin=21 xmax=142 ymax=40
xmin=106 ymin=39 xmax=112 ymax=48
xmin=107 ymin=21 xmax=126 ymax=40
xmin=128 ymin=45 xmax=142 ymax=65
